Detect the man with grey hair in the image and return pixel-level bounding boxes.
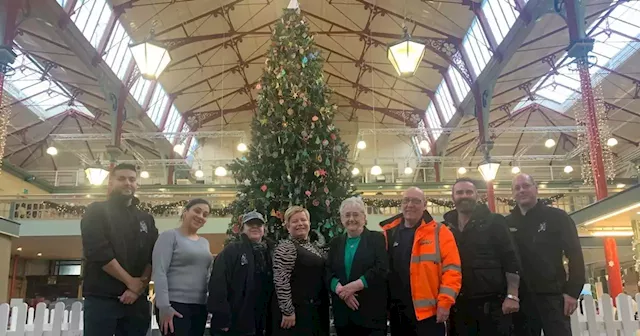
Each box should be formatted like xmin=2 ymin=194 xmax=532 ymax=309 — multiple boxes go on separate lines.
xmin=508 ymin=173 xmax=584 ymax=336
xmin=381 ymin=187 xmax=461 ymax=336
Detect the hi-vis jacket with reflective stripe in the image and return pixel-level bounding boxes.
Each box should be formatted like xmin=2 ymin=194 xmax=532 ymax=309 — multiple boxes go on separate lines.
xmin=380 ymin=211 xmax=462 ymax=321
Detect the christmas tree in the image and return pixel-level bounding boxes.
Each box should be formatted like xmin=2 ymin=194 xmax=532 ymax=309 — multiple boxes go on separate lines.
xmin=226 ymin=1 xmax=356 ymax=243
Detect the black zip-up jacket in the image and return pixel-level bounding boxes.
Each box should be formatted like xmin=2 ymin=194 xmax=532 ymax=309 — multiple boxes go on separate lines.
xmin=208 ymin=234 xmax=275 ymax=335
xmin=80 ymin=196 xmax=158 ymax=298
xmin=443 ymin=204 xmax=520 ymax=299
xmin=506 ymin=202 xmax=585 ymax=299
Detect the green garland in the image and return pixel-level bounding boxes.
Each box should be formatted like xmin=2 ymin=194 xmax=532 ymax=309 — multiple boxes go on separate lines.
xmin=41 ymin=201 xmax=232 ymax=217
xmin=362 ymin=194 xmax=565 ymax=209
xmin=39 ymin=194 xmax=564 ymax=217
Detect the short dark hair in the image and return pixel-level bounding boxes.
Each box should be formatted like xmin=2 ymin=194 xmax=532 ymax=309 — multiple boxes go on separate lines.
xmin=452 ymin=177 xmax=478 ymax=191
xmin=185 ymin=198 xmax=211 ymax=211
xmin=110 ymin=163 xmax=137 ymax=176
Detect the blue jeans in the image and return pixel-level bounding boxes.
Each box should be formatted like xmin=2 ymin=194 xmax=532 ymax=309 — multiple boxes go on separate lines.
xmin=84 ymin=296 xmax=151 ymax=336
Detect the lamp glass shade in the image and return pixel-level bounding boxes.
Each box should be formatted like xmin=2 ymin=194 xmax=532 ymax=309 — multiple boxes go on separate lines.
xmin=214 ymin=166 xmax=227 ymax=177
xmin=130 ymin=41 xmax=172 ymax=80
xmin=370 ymin=165 xmax=382 ymax=176
xmin=85 ymin=167 xmax=109 ymax=186
xmin=404 ymin=167 xmax=413 ymax=175
xmin=478 ymin=162 xmax=500 ymax=181
xmin=352 ymin=167 xmax=360 ymax=176
xmin=194 ymin=170 xmax=204 ymax=178
xmin=388 ymin=40 xmax=426 ymax=77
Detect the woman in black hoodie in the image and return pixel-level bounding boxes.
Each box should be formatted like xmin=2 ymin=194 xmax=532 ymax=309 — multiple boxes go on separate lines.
xmin=207 ymin=210 xmax=274 ymax=336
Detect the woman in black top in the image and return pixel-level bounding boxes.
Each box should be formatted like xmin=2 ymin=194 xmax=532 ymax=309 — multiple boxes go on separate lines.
xmin=271 ymin=206 xmax=330 ymax=336
xmin=326 ymin=197 xmax=389 ymax=336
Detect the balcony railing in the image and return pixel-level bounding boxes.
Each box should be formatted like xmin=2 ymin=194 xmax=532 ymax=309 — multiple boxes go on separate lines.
xmin=0 ymin=194 xmax=595 ymax=221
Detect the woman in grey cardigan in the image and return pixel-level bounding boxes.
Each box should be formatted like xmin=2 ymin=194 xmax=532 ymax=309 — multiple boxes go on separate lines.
xmin=152 ymin=198 xmax=214 ymax=335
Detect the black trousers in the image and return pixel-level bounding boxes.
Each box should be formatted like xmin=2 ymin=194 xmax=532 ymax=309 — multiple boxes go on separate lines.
xmin=84 ymin=296 xmax=150 ymax=336
xmin=335 ymin=321 xmax=386 ymax=336
xmin=154 ymin=302 xmax=208 ymax=336
xmin=449 ymin=295 xmax=512 ymax=336
xmin=389 ymin=304 xmax=445 ymax=336
xmin=513 ymin=293 xmax=571 ymax=336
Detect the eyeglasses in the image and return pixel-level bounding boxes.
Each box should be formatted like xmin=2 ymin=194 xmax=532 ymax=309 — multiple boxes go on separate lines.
xmin=341 ymin=212 xmax=363 ymax=219
xmin=402 ymin=198 xmax=423 ymax=205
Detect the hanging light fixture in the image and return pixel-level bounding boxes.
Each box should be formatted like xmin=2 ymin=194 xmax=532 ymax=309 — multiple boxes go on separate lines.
xmin=214 ymin=166 xmax=227 ymax=177
xmin=129 ymin=31 xmax=172 ymax=80
xmin=404 ymin=166 xmax=413 ymax=175
xmin=140 ymin=170 xmax=150 ymax=179
xmin=237 ymin=143 xmax=248 ymax=152
xmin=173 ymin=144 xmax=185 ymax=154
xmin=564 ymin=165 xmax=574 ymax=173
xmin=370 ymin=165 xmax=382 ymax=176
xmin=607 ymin=138 xmax=618 ymax=147
xmin=478 ymin=157 xmax=500 ymax=182
xmin=46 ymin=146 xmax=58 ymax=156
xmin=419 ymin=140 xmax=430 ymax=150
xmin=356 ymin=140 xmax=367 ymax=150
xmin=387 ymin=26 xmax=427 ymax=77
xmin=544 ymin=138 xmax=556 ymax=148
xmin=511 ymin=166 xmax=521 ymax=174
xmin=457 ymin=167 xmax=467 ymax=175
xmin=352 ymin=167 xmax=360 ymax=176
xmin=194 ymin=169 xmax=204 ymax=179
xmin=85 ymin=165 xmax=109 ymax=186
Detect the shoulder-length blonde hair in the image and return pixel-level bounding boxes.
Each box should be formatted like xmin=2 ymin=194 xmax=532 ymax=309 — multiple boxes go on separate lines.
xmin=284 ymin=206 xmax=310 ymax=226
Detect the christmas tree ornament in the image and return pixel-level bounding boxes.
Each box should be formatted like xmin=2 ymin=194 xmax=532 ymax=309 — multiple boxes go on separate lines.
xmin=312 ymin=115 xmax=319 ymax=121
xmin=279 ymin=99 xmax=285 ymax=104
xmin=261 ymin=185 xmax=268 ymax=192
xmin=324 ymin=186 xmax=329 ymax=194
xmin=312 ymin=199 xmax=320 ymax=206
xmin=322 ymin=139 xmax=329 ymax=146
xmin=305 ymin=190 xmax=312 ymax=196
xmin=317 ymin=154 xmax=322 ymax=162
xmin=315 ymin=137 xmax=321 ymax=145
xmin=244 ymin=179 xmax=251 ymax=186
xmin=325 ymin=199 xmax=331 ymax=206
xmin=256 ymin=83 xmax=262 ymax=90
xmin=287 ymin=108 xmax=294 ymax=115
xmin=330 ymin=133 xmax=337 ymax=140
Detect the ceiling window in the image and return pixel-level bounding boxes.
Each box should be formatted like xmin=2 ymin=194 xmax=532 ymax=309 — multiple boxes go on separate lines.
xmin=147 ymin=86 xmax=170 ymax=128
xmin=462 ymin=19 xmax=493 ymax=77
xmin=70 ymin=0 xmax=112 ymax=49
xmin=164 ymin=105 xmax=182 ymax=142
xmin=521 ymin=0 xmax=640 ymax=111
xmin=447 ymin=67 xmax=471 ymax=102
xmin=482 ymin=0 xmax=520 ymax=45
xmin=102 ymin=22 xmax=133 ymax=80
xmin=425 ymin=104 xmax=443 ymax=140
xmin=129 ymin=73 xmax=154 ymax=106
xmin=6 ymin=51 xmax=92 ymax=119
xmin=435 ymin=84 xmax=457 ymax=123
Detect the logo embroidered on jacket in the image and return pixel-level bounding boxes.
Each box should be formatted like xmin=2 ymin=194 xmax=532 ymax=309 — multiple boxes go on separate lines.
xmin=241 ymin=253 xmax=248 ymax=266
xmin=538 ymin=222 xmax=547 ymax=232
xmin=139 ymin=221 xmax=148 ymax=233
xmin=419 ymin=239 xmax=433 ymax=245
xmin=509 ymin=228 xmax=518 ymax=232
xmin=393 ymin=241 xmax=399 ymax=247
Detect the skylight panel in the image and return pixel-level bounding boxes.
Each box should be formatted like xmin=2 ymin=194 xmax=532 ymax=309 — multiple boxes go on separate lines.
xmin=71 ymin=0 xmax=112 ymax=49
xmin=462 ymin=19 xmax=493 ymax=77
xmin=447 ymin=67 xmax=471 ymax=102
xmin=435 ymin=84 xmax=457 ymax=123
xmin=102 ymin=22 xmax=133 ymax=80
xmin=425 ymin=104 xmax=443 ymax=140
xmin=147 ymin=86 xmax=169 ymax=128
xmin=482 ymin=0 xmax=519 ymax=45
xmin=536 ymin=84 xmax=576 ymax=104
xmin=129 ymin=74 xmax=153 ymax=106
xmin=164 ymin=106 xmax=182 ymax=142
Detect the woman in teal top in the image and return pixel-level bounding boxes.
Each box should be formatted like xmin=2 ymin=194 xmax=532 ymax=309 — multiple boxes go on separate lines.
xmin=326 ymin=197 xmax=389 ymax=336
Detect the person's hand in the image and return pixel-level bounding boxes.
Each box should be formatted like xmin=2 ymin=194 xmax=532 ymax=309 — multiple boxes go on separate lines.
xmin=563 ymin=294 xmax=578 ymax=316
xmin=220 ymin=328 xmax=229 ymax=332
xmin=345 ymin=295 xmax=359 ymax=311
xmin=118 ymin=289 xmax=139 ymax=305
xmin=338 ymin=281 xmax=361 ymax=300
xmin=160 ymin=309 xmax=183 ymax=335
xmin=126 ymin=277 xmax=145 ymax=294
xmin=281 ymin=313 xmax=296 ymax=329
xmin=335 ymin=283 xmax=344 ymax=295
xmin=436 ymin=306 xmax=450 ymax=323
xmin=502 ymin=296 xmax=520 ymax=314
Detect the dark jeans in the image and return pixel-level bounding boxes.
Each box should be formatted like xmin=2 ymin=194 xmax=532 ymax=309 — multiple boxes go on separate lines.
xmin=335 ymin=321 xmax=386 ymax=336
xmin=389 ymin=304 xmax=445 ymax=336
xmin=449 ymin=295 xmax=511 ymax=336
xmin=84 ymin=296 xmax=150 ymax=336
xmin=154 ymin=302 xmax=208 ymax=336
xmin=513 ymin=293 xmax=571 ymax=336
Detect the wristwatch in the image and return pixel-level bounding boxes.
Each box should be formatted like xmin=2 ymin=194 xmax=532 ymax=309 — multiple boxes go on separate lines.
xmin=506 ymin=294 xmax=520 ymax=302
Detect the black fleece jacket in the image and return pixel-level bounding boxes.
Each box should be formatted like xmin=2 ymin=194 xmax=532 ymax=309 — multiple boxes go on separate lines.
xmin=506 ymin=202 xmax=585 ymax=299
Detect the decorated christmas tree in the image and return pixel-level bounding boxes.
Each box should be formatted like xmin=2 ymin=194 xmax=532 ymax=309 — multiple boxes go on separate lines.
xmin=226 ymin=1 xmax=356 ymax=244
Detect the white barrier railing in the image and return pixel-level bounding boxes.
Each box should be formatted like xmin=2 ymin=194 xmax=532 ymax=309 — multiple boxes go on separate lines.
xmin=1 ymin=294 xmax=640 ymax=335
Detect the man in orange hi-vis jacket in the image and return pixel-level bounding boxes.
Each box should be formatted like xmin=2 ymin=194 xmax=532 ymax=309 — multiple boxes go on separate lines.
xmin=381 ymin=187 xmax=462 ymax=336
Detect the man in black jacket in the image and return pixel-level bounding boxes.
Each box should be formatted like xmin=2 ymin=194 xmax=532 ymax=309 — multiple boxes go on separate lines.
xmin=208 ymin=210 xmax=275 ymax=336
xmin=444 ymin=178 xmax=520 ymax=336
xmin=80 ymin=163 xmax=159 ymax=336
xmin=508 ymin=173 xmax=585 ymax=336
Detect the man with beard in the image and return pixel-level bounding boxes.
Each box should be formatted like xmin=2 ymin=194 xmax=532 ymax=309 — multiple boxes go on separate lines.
xmin=81 ymin=164 xmax=159 ymax=335
xmin=443 ymin=178 xmax=520 ymax=336
xmin=509 ymin=174 xmax=584 ymax=336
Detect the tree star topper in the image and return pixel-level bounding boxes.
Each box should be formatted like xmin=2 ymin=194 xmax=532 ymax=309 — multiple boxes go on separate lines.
xmin=288 ymin=0 xmax=301 ymax=13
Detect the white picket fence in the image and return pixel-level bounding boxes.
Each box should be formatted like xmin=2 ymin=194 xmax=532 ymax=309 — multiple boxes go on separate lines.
xmin=0 ymin=294 xmax=638 ymax=335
